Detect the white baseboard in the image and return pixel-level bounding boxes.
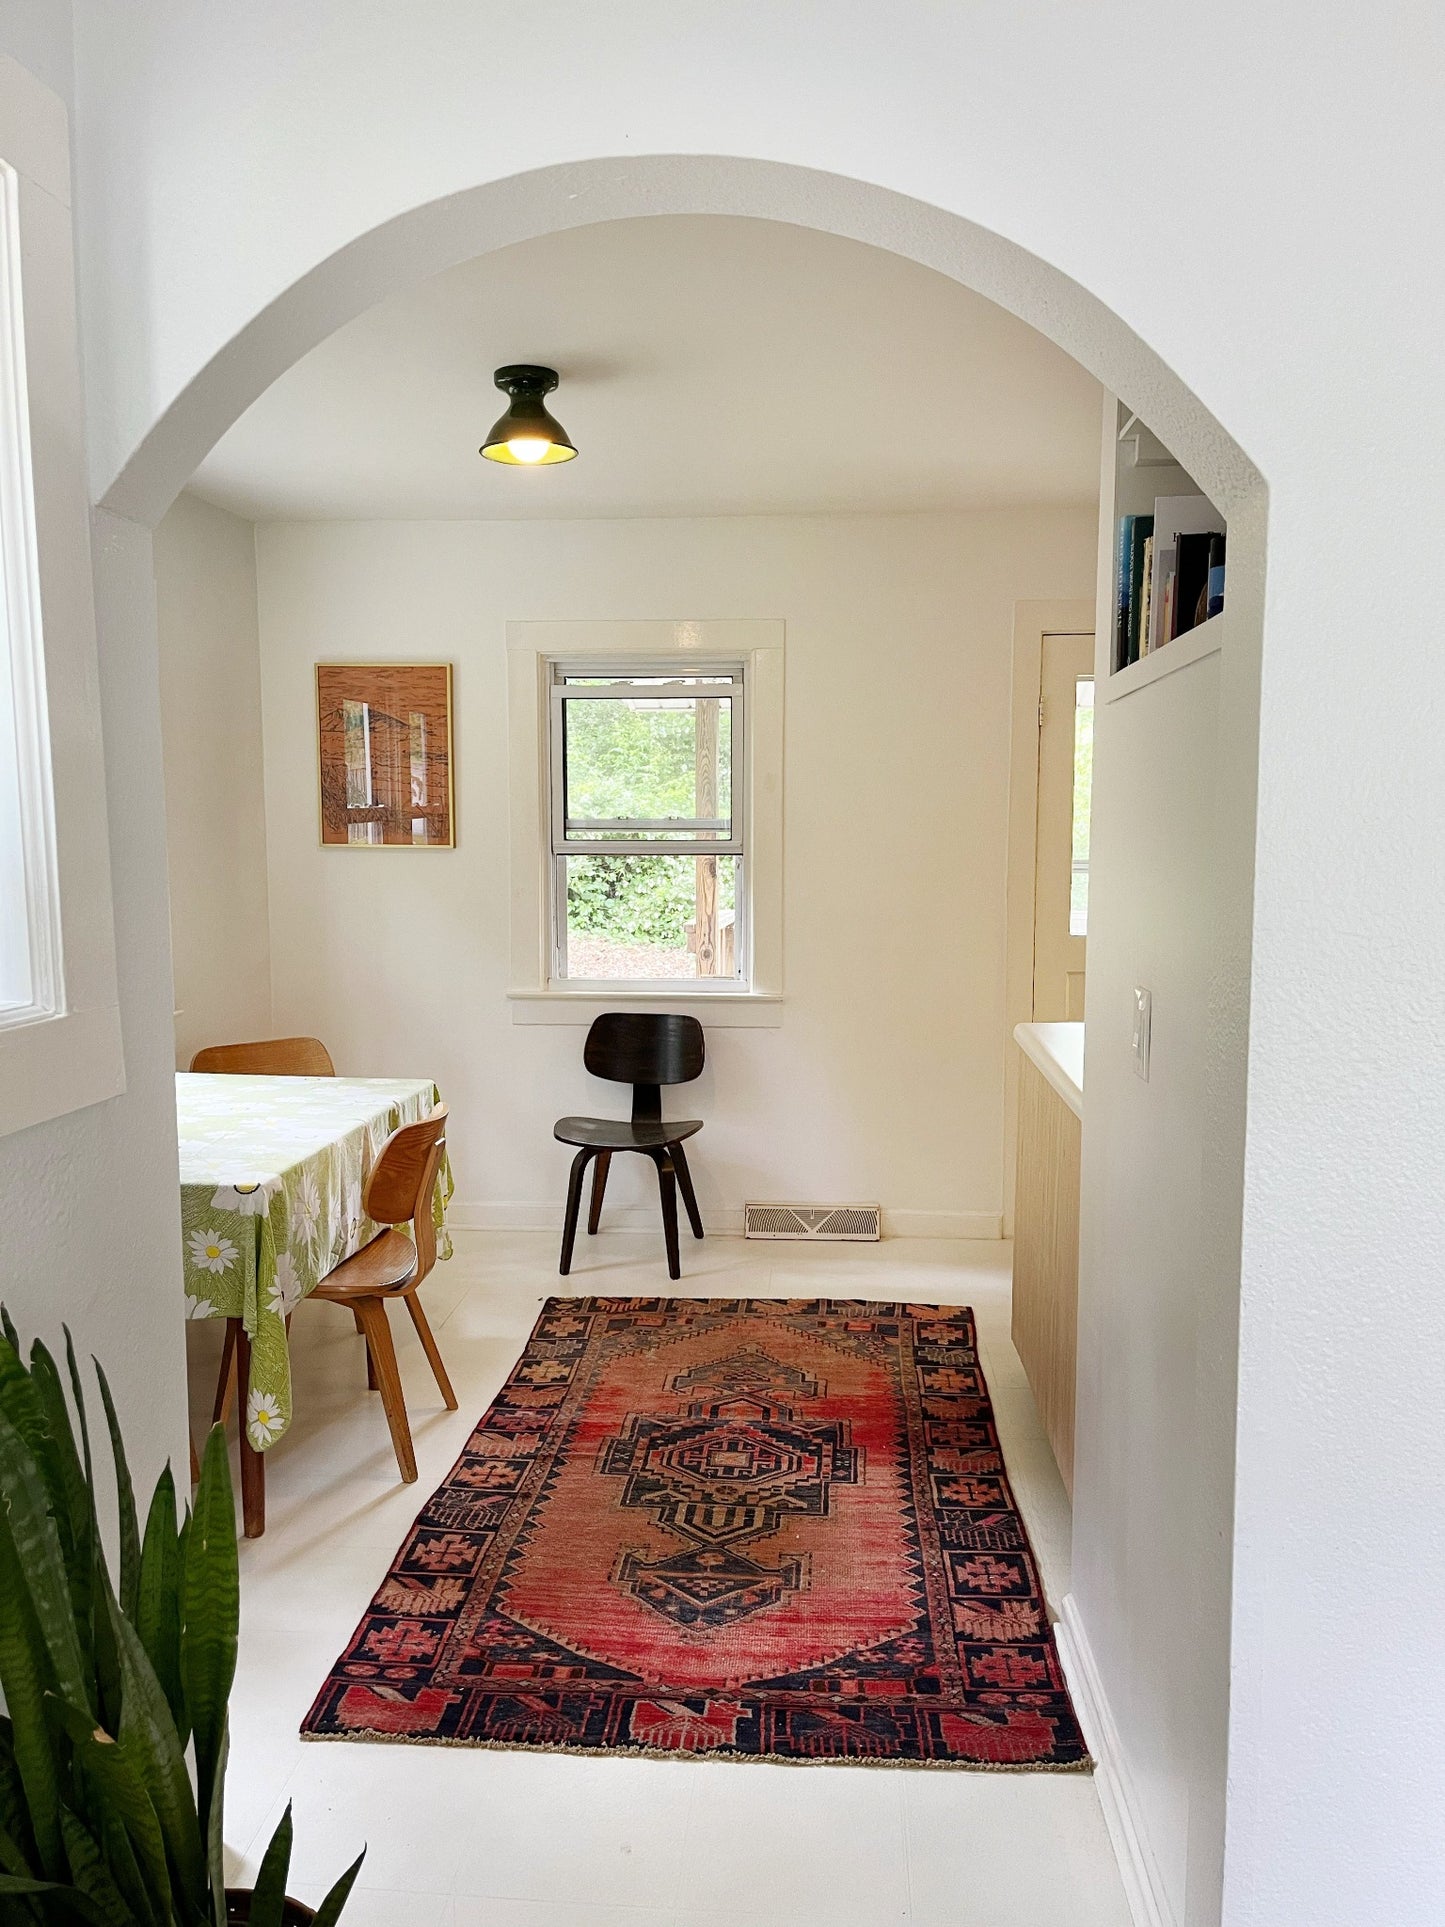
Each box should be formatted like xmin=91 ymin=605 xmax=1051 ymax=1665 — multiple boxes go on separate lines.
xmin=447 ymin=1201 xmax=1003 ymax=1240
xmin=884 ymin=1208 xmax=1003 ymax=1240
xmin=1055 ymin=1594 xmax=1177 ymax=1927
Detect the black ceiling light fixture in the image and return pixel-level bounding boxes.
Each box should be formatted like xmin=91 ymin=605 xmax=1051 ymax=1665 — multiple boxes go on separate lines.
xmin=479 ymin=364 xmax=577 ymax=466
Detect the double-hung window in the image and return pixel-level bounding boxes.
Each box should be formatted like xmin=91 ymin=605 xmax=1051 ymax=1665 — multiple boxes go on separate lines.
xmin=548 ymin=662 xmax=747 ymax=986
xmin=0 ymin=151 xmax=58 ymax=1028
xmin=0 ymin=57 xmax=124 ymax=1137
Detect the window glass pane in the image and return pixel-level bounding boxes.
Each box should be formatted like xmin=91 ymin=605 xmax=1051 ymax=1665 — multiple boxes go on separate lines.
xmin=1069 ymin=676 xmax=1094 ymax=937
xmin=561 ymin=853 xmax=739 ymax=980
xmin=0 ymin=538 xmax=29 ymax=1010
xmin=563 ymin=691 xmax=732 ymax=831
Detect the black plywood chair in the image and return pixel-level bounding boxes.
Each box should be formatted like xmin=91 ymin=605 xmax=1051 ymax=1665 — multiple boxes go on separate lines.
xmin=555 ymin=1013 xmax=706 ymax=1279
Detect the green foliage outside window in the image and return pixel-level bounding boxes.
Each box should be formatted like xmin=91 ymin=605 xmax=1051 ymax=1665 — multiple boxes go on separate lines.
xmin=564 ymin=694 xmax=733 ymax=949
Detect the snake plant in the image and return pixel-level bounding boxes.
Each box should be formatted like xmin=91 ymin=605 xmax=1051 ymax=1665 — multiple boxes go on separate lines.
xmin=0 ymin=1308 xmax=364 ymax=1924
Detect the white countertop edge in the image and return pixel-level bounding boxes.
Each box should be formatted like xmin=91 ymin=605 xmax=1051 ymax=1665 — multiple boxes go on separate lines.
xmin=1014 ymin=1021 xmax=1084 ymax=1118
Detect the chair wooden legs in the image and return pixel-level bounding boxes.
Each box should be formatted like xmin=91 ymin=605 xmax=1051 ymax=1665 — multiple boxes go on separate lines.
xmin=404 ymin=1292 xmax=458 ymax=1410
xmin=352 ymin=1305 xmax=378 ymax=1387
xmin=561 ymin=1141 xmax=701 ymax=1277
xmin=212 ymin=1318 xmax=240 ymax=1426
xmin=559 ymin=1147 xmax=593 ymax=1275
xmin=587 ymin=1151 xmax=612 ymax=1234
xmin=670 ymin=1141 xmax=704 ymax=1240
xmin=353 ymin=1297 xmax=417 ymax=1482
xmin=652 ymin=1152 xmax=681 ymax=1280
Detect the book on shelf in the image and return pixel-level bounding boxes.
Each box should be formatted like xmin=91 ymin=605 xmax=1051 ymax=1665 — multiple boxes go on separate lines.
xmin=1206 ymin=531 xmax=1226 ymax=618
xmin=1114 ymin=513 xmax=1154 ymax=668
xmin=1173 ymin=529 xmax=1214 ymax=640
xmin=1115 ymin=490 xmax=1228 ymax=673
xmin=1137 ymin=535 xmax=1154 ymax=658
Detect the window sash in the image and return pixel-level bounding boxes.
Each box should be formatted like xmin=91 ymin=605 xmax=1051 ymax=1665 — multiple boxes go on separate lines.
xmin=548 ymin=664 xmax=745 ymax=858
xmin=0 ymin=155 xmax=61 ymax=1030
xmin=550 ymin=852 xmax=748 ymax=985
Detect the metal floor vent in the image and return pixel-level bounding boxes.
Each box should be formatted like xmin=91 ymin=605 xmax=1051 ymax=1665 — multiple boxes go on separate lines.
xmin=744 ymin=1202 xmax=882 ymax=1242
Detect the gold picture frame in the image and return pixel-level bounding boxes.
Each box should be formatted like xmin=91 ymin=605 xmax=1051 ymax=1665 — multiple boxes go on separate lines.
xmin=316 ymin=662 xmax=455 ymax=848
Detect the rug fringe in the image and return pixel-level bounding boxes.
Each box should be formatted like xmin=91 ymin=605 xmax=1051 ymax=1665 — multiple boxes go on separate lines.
xmin=298 ymin=1726 xmax=1094 ymax=1774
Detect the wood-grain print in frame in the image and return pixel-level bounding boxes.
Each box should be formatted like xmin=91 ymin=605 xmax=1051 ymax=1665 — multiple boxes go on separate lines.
xmin=317 ymin=663 xmax=455 ymax=847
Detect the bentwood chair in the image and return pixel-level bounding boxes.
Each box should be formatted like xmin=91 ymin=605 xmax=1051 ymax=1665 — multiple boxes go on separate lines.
xmin=190 ymin=1035 xmax=336 ymax=1076
xmin=309 ymin=1107 xmax=456 ymax=1481
xmin=210 ymin=1107 xmax=455 ymax=1484
xmin=555 ymin=1013 xmax=706 ymax=1280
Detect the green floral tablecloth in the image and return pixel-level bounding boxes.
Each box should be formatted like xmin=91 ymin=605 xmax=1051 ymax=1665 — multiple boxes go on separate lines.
xmin=177 ymin=1073 xmax=453 ymax=1452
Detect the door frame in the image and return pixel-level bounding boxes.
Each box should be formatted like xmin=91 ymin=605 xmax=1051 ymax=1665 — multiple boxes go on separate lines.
xmin=1002 ymin=598 xmax=1095 ymax=1236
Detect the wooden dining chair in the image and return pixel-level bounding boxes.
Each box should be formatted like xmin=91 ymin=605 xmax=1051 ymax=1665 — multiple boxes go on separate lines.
xmin=308 ymin=1106 xmax=456 ymax=1482
xmin=190 ymin=1036 xmax=336 ymax=1076
xmin=554 ymin=1013 xmax=706 ymax=1280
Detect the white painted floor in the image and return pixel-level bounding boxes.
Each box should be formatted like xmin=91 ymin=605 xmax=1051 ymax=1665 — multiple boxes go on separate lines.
xmin=188 ymin=1231 xmax=1130 ymax=1927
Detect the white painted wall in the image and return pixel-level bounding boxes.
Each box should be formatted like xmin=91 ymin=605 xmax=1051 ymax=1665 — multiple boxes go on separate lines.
xmin=0 ymin=13 xmax=187 ymax=1510
xmin=153 ymin=492 xmax=272 ymax=1066
xmin=49 ymin=4 xmax=1445 ymax=1922
xmin=1077 ymin=641 xmax=1226 ymax=1916
xmin=249 ymin=509 xmax=1095 ymax=1231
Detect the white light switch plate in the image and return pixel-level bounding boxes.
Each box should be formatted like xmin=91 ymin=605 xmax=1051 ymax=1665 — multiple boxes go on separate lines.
xmin=1132 ymin=987 xmax=1152 ymax=1080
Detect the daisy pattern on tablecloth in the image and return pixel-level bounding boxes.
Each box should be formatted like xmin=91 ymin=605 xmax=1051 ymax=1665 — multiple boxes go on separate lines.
xmin=185 ymin=1293 xmax=219 ymax=1320
xmin=210 ymin=1177 xmax=280 ymax=1215
xmin=267 ymin=1250 xmax=303 ymax=1318
xmin=246 ymin=1387 xmax=284 ymax=1450
xmin=188 ymin=1229 xmax=238 ymax=1275
xmin=294 ymin=1170 xmax=322 ymax=1248
xmin=341 ymin=1178 xmax=363 ymax=1252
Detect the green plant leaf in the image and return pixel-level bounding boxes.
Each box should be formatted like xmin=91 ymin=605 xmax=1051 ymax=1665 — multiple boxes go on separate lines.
xmin=28 ymin=1341 xmax=98 ymax=1652
xmin=309 ymin=1848 xmax=366 ymax=1927
xmin=46 ymin=1698 xmax=170 ymax=1923
xmin=246 ymin=1802 xmax=293 ymax=1927
xmin=0 ymin=1871 xmax=106 ymax=1921
xmin=63 ymin=1331 xmax=94 ymax=1499
xmin=1 ymin=1305 xmax=19 ymax=1355
xmin=203 ymin=1723 xmax=227 ymax=1927
xmin=0 ymin=1718 xmax=38 ymax=1876
xmin=0 ymin=1337 xmax=51 ymax=1471
xmin=0 ymin=1404 xmax=90 ymax=1713
xmin=136 ymin=1469 xmax=186 ymax=1745
xmin=58 ymin=1808 xmax=139 ymax=1927
xmin=102 ymin=1578 xmax=206 ymax=1917
xmin=93 ymin=1364 xmax=140 ymax=1628
xmin=0 ymin=1819 xmax=33 ymax=1876
xmin=181 ymin=1428 xmax=237 ymax=1849
xmin=91 ymin=1807 xmax=157 ymax=1927
xmin=89 ymin=1556 xmax=123 ymax=1748
xmin=0 ymin=1499 xmax=64 ymax=1876
xmin=0 ymin=1339 xmax=75 ymax=1573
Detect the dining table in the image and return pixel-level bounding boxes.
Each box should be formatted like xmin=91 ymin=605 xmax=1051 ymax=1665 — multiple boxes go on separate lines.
xmin=176 ymin=1071 xmax=453 ymax=1535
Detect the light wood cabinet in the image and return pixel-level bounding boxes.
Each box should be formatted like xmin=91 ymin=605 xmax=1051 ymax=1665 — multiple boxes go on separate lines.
xmin=1012 ymin=1048 xmax=1081 ymax=1496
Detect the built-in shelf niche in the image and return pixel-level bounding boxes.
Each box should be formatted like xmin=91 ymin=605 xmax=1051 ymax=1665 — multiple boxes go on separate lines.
xmin=1106 ymin=402 xmax=1226 ymax=694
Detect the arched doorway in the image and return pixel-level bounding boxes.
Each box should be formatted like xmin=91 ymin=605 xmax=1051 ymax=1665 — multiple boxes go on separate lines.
xmin=125 ymin=157 xmax=1266 ymax=1927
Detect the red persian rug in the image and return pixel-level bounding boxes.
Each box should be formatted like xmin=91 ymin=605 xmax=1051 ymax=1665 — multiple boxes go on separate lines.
xmin=302 ymin=1297 xmax=1089 ymax=1769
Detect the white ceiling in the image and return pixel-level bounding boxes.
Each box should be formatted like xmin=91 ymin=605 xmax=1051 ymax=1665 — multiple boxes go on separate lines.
xmin=190 ymin=216 xmax=1103 ymax=522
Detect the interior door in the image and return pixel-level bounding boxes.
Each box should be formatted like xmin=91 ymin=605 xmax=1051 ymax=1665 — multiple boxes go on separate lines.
xmin=1032 ymin=633 xmax=1094 ymax=1020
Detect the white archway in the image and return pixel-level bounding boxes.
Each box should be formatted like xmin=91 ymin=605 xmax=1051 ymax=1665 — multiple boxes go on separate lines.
xmin=98 ymin=154 xmax=1262 ymax=530
xmin=117 ymin=154 xmax=1267 ymax=1927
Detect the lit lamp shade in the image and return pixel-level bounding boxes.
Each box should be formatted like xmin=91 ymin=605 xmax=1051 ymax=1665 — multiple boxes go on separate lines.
xmin=480 ymin=364 xmax=577 ymax=465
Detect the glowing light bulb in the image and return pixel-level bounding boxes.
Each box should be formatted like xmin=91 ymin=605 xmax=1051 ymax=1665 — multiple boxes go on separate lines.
xmin=506 ymin=437 xmax=551 ymax=464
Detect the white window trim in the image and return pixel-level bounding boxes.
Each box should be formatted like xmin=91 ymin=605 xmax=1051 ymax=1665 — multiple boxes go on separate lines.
xmin=507 ymin=620 xmax=783 ymax=1027
xmin=0 ymin=57 xmax=124 ymax=1136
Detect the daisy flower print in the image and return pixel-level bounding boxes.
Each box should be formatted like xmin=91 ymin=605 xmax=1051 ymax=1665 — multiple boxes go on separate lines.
xmin=188 ymin=1228 xmax=238 ymax=1275
xmin=246 ymin=1387 xmax=284 ymax=1449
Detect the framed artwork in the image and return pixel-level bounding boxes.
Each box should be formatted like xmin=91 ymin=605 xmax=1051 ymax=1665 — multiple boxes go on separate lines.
xmin=316 ymin=663 xmax=455 ymax=847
